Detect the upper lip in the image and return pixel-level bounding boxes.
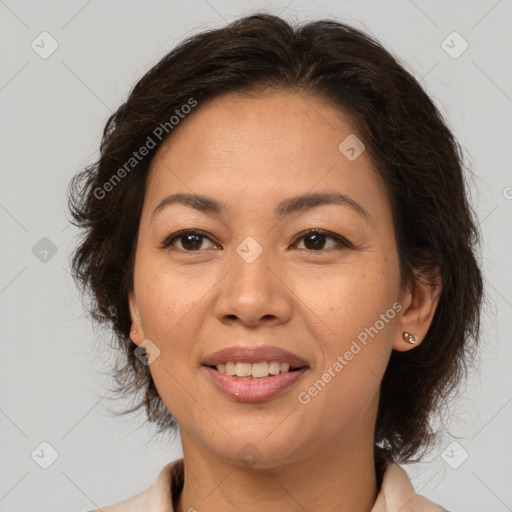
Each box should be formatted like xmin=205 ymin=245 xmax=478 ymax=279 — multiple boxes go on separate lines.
xmin=202 ymin=345 xmax=309 ymax=368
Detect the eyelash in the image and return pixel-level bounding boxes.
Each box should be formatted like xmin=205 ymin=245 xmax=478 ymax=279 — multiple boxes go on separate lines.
xmin=160 ymin=228 xmax=352 ymax=253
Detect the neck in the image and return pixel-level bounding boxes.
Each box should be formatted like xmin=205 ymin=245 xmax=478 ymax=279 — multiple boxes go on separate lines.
xmin=175 ymin=433 xmax=378 ymax=512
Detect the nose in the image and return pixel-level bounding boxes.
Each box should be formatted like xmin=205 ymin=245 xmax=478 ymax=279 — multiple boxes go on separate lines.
xmin=213 ymin=242 xmax=293 ymax=328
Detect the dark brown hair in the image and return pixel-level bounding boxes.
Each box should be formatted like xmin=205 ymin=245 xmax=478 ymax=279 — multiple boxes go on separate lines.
xmin=68 ymin=13 xmax=483 ymax=465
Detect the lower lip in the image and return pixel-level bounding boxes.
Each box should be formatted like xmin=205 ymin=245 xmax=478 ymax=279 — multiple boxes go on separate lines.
xmin=202 ymin=366 xmax=308 ymax=403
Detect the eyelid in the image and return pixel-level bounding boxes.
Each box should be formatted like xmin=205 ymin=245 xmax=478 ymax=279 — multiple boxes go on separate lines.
xmin=160 ymin=228 xmax=353 ymax=252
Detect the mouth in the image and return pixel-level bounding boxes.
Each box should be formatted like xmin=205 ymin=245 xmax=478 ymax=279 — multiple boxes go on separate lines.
xmin=202 ymin=345 xmax=309 ymax=376
xmin=201 ymin=345 xmax=309 ymax=402
xmin=204 ymin=361 xmax=307 ymax=379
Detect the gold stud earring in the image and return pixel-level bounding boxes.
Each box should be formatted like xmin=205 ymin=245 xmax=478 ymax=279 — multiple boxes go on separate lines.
xmin=402 ymin=332 xmax=417 ymax=344
xmin=131 ymin=329 xmax=139 ymax=334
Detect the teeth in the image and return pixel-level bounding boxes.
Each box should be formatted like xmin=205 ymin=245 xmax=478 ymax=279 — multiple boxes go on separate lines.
xmin=214 ymin=361 xmax=295 ymax=378
xmin=252 ymin=361 xmax=269 ymax=378
xmin=235 ymin=362 xmax=252 ymax=377
xmin=269 ymin=361 xmax=281 ymax=375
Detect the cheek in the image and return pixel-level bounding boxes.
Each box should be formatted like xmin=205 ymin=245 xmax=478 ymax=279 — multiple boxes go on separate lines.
xmin=297 ymin=258 xmax=399 ymax=389
xmin=300 ymin=259 xmax=398 ymax=333
xmin=134 ymin=253 xmax=204 ymax=339
xmin=295 ymin=266 xmax=398 ymax=439
xmin=133 ymin=255 xmax=213 ymax=378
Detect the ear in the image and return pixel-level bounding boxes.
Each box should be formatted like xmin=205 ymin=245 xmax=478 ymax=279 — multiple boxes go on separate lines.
xmin=394 ymin=267 xmax=442 ymax=352
xmin=128 ymin=289 xmax=145 ymax=346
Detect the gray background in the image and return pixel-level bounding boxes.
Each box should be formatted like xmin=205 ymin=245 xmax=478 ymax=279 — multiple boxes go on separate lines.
xmin=1 ymin=0 xmax=511 ymax=510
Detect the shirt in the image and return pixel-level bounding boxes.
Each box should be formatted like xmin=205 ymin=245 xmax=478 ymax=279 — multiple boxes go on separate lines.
xmin=88 ymin=458 xmax=447 ymax=511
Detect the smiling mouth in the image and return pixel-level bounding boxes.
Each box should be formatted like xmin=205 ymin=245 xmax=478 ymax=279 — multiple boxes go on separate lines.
xmin=204 ymin=361 xmax=307 ymax=379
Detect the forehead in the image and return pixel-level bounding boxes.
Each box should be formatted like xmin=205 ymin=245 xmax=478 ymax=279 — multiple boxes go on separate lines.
xmin=144 ymin=90 xmax=390 ymax=224
xmin=154 ymin=90 xmax=361 ymax=166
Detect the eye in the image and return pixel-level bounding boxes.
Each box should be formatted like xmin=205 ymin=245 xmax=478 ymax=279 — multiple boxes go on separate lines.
xmin=160 ymin=228 xmax=352 ymax=253
xmin=292 ymin=229 xmax=351 ymax=251
xmin=160 ymin=229 xmax=220 ymax=251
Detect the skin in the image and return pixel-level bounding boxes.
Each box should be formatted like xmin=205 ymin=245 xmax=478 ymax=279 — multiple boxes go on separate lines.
xmin=128 ymin=90 xmax=441 ymax=512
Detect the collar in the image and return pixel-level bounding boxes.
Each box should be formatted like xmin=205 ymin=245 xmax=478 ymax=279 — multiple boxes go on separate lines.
xmin=98 ymin=458 xmax=446 ymax=512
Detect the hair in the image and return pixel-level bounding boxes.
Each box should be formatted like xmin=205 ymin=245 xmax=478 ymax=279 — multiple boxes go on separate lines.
xmin=68 ymin=13 xmax=484 ymax=471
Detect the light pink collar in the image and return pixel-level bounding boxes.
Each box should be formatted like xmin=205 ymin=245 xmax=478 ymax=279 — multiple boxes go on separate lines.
xmin=97 ymin=458 xmax=446 ymax=512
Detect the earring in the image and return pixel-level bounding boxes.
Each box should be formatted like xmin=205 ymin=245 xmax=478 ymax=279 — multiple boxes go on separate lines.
xmin=131 ymin=329 xmax=138 ymax=334
xmin=402 ymin=332 xmax=417 ymax=344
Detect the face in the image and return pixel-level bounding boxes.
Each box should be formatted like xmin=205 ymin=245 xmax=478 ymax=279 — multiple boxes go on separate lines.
xmin=128 ymin=90 xmax=422 ymax=468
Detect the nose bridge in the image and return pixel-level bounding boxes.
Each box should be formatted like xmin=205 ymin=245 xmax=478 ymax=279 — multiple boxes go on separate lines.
xmin=231 ymin=234 xmax=275 ymax=300
xmin=215 ymin=234 xmax=292 ymax=325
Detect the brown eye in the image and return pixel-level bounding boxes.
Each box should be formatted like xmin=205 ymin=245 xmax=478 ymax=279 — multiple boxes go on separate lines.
xmin=161 ymin=230 xmax=219 ymax=251
xmin=161 ymin=228 xmax=351 ymax=253
xmin=294 ymin=229 xmax=351 ymax=251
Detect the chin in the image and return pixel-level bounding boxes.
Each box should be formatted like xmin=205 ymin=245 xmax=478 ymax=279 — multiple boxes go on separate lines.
xmin=201 ymin=427 xmax=305 ymax=469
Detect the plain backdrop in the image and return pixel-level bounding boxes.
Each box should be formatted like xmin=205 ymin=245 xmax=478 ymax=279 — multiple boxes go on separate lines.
xmin=1 ymin=1 xmax=511 ymax=511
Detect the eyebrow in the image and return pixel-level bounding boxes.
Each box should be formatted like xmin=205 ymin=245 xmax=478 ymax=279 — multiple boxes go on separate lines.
xmin=152 ymin=191 xmax=370 ymax=222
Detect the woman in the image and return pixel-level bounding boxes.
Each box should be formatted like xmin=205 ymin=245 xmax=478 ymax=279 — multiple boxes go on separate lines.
xmin=68 ymin=13 xmax=483 ymax=512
